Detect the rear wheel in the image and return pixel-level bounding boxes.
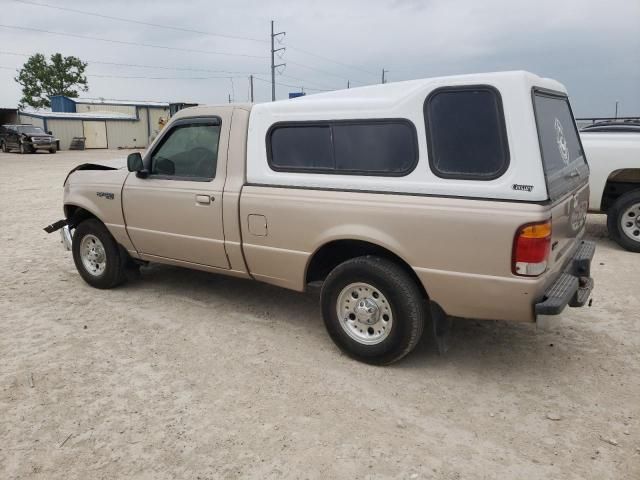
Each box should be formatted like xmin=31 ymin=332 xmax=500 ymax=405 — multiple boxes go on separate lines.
xmin=321 ymin=256 xmax=426 ymax=365
xmin=607 ymin=189 xmax=640 ymax=253
xmin=72 ymin=219 xmax=127 ymax=288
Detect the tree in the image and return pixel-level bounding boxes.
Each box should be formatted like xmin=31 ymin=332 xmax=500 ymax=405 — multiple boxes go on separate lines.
xmin=15 ymin=53 xmax=88 ymax=109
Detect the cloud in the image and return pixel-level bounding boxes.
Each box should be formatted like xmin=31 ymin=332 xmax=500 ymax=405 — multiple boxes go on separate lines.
xmin=0 ymin=0 xmax=638 ymax=115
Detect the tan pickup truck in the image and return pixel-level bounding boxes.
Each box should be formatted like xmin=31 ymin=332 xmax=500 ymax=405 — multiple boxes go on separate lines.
xmin=46 ymin=71 xmax=595 ymax=364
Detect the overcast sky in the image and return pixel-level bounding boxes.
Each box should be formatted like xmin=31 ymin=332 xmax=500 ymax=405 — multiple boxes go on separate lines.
xmin=1 ymin=0 xmax=639 ymax=116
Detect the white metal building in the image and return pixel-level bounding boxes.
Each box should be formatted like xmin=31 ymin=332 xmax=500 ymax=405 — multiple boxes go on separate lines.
xmin=18 ymin=96 xmax=170 ymax=150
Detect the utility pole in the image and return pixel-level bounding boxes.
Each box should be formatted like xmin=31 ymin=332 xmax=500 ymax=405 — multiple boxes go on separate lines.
xmin=228 ymin=94 xmax=232 ymax=104
xmin=347 ymin=80 xmax=350 ymax=89
xmin=615 ymin=100 xmax=619 ymax=119
xmin=271 ymin=20 xmax=286 ymax=101
xmin=249 ymin=75 xmax=254 ymax=103
xmin=381 ymin=69 xmax=388 ymax=84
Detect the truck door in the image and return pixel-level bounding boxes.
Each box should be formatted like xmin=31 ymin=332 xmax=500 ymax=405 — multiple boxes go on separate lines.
xmin=8 ymin=126 xmax=19 ymax=149
xmin=122 ymin=115 xmax=230 ymax=269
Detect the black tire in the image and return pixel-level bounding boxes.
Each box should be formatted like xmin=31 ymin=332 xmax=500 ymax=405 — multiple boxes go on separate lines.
xmin=607 ymin=189 xmax=640 ymax=253
xmin=1 ymin=142 xmax=7 ymax=153
xmin=72 ymin=218 xmax=127 ymax=289
xmin=49 ymin=146 xmax=57 ymax=154
xmin=321 ymin=255 xmax=426 ymax=365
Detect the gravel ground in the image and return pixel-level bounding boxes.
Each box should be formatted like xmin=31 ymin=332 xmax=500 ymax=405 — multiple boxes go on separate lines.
xmin=1 ymin=149 xmax=639 ymax=480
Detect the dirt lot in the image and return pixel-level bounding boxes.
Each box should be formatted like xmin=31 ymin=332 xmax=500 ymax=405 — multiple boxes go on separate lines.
xmin=0 ymin=149 xmax=639 ymax=479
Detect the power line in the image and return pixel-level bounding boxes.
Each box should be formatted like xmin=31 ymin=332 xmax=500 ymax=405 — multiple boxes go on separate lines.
xmin=287 ymin=46 xmax=377 ymax=77
xmin=252 ymin=75 xmax=329 ymax=92
xmin=279 ymin=73 xmax=339 ymax=91
xmin=88 ymin=73 xmax=245 ymax=80
xmin=1 ymin=46 xmax=360 ymax=85
xmin=0 ymin=63 xmax=334 ymax=94
xmin=286 ymin=59 xmax=367 ymax=85
xmin=0 ymin=50 xmax=340 ymax=92
xmin=11 ymin=0 xmax=267 ymax=44
xmin=0 ymin=65 xmax=247 ymax=81
xmin=12 ymin=0 xmax=377 ymax=81
xmin=0 ymin=24 xmax=267 ymax=60
xmin=0 ymin=50 xmax=259 ymax=75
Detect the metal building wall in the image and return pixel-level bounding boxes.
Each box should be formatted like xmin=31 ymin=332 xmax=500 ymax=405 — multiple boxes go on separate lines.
xmin=75 ymin=103 xmax=137 ymax=116
xmin=50 ymin=96 xmax=77 ymax=113
xmin=105 ymin=108 xmax=148 ymax=148
xmin=18 ymin=113 xmax=45 ymax=129
xmin=46 ymin=119 xmax=83 ymax=150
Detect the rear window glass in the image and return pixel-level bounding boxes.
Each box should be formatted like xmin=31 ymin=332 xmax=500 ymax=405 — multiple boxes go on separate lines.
xmin=268 ymin=120 xmax=418 ymax=176
xmin=533 ymin=92 xmax=589 ymax=201
xmin=424 ymin=87 xmax=510 ymax=180
xmin=17 ymin=125 xmax=45 ymax=134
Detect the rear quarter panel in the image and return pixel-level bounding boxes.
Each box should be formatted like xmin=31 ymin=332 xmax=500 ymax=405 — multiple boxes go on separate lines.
xmin=240 ymin=186 xmax=555 ymax=322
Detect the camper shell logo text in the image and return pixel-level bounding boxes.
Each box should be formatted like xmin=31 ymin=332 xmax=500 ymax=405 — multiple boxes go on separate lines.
xmin=554 ymin=118 xmax=570 ymax=165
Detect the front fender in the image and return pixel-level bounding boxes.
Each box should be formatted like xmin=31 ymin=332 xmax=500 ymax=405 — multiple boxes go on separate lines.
xmin=63 ymin=169 xmax=136 ymax=253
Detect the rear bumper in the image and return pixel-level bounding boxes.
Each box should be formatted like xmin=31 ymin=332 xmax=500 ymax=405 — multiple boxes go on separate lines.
xmin=535 ymin=240 xmax=595 ymax=316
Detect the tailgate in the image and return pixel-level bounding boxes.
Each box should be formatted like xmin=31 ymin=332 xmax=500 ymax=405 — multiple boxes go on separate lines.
xmin=548 ymin=182 xmax=589 ymax=269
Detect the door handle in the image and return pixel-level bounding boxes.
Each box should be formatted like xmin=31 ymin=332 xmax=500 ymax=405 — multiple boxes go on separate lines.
xmin=196 ymin=194 xmax=212 ymax=205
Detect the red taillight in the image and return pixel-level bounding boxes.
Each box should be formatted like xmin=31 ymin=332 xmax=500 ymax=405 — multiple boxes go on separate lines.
xmin=512 ymin=220 xmax=552 ymax=276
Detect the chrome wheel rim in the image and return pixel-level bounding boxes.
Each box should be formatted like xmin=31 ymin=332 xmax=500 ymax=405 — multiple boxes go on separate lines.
xmin=620 ymin=202 xmax=640 ymax=242
xmin=336 ymin=282 xmax=393 ymax=345
xmin=80 ymin=234 xmax=107 ymax=276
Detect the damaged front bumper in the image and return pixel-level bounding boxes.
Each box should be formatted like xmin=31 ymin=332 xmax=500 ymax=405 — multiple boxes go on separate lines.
xmin=60 ymin=225 xmax=73 ymax=251
xmin=43 ymin=219 xmax=72 ymax=251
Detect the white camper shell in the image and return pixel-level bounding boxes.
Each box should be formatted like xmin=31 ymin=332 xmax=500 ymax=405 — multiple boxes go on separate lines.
xmin=247 ymin=70 xmax=585 ymax=203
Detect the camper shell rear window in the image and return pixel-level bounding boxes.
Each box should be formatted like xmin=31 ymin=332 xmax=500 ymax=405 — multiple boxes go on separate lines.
xmin=532 ymin=89 xmax=589 ymax=201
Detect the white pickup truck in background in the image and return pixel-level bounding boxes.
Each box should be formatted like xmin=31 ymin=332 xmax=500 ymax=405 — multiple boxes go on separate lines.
xmin=581 ymin=121 xmax=640 ymax=252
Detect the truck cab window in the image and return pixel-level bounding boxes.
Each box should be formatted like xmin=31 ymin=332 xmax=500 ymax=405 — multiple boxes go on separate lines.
xmin=151 ymin=122 xmax=221 ymax=179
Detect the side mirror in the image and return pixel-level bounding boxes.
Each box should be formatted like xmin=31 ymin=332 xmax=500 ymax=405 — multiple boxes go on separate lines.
xmin=47 ymin=131 xmax=53 ymax=135
xmin=127 ymin=152 xmax=149 ymax=178
xmin=127 ymin=152 xmax=143 ymax=172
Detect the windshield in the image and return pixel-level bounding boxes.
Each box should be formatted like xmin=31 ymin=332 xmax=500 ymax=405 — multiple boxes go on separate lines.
xmin=16 ymin=125 xmax=46 ymax=134
xmin=533 ymin=91 xmax=589 ymax=201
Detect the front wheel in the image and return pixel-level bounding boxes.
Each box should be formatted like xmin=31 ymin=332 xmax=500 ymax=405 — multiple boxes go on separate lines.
xmin=1 ymin=142 xmax=7 ymax=153
xmin=321 ymin=256 xmax=426 ymax=365
xmin=607 ymin=190 xmax=640 ymax=253
xmin=19 ymin=142 xmax=27 ymax=154
xmin=49 ymin=146 xmax=57 ymax=154
xmin=72 ymin=219 xmax=127 ymax=288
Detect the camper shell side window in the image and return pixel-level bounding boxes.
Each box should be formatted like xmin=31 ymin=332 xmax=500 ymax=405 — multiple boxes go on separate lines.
xmin=424 ymin=85 xmax=510 ymax=181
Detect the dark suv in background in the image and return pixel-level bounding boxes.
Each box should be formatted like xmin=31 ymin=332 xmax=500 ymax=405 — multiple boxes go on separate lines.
xmin=0 ymin=124 xmax=57 ymax=154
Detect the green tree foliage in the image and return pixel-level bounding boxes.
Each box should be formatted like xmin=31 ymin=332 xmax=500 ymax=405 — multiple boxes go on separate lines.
xmin=15 ymin=53 xmax=88 ymax=109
